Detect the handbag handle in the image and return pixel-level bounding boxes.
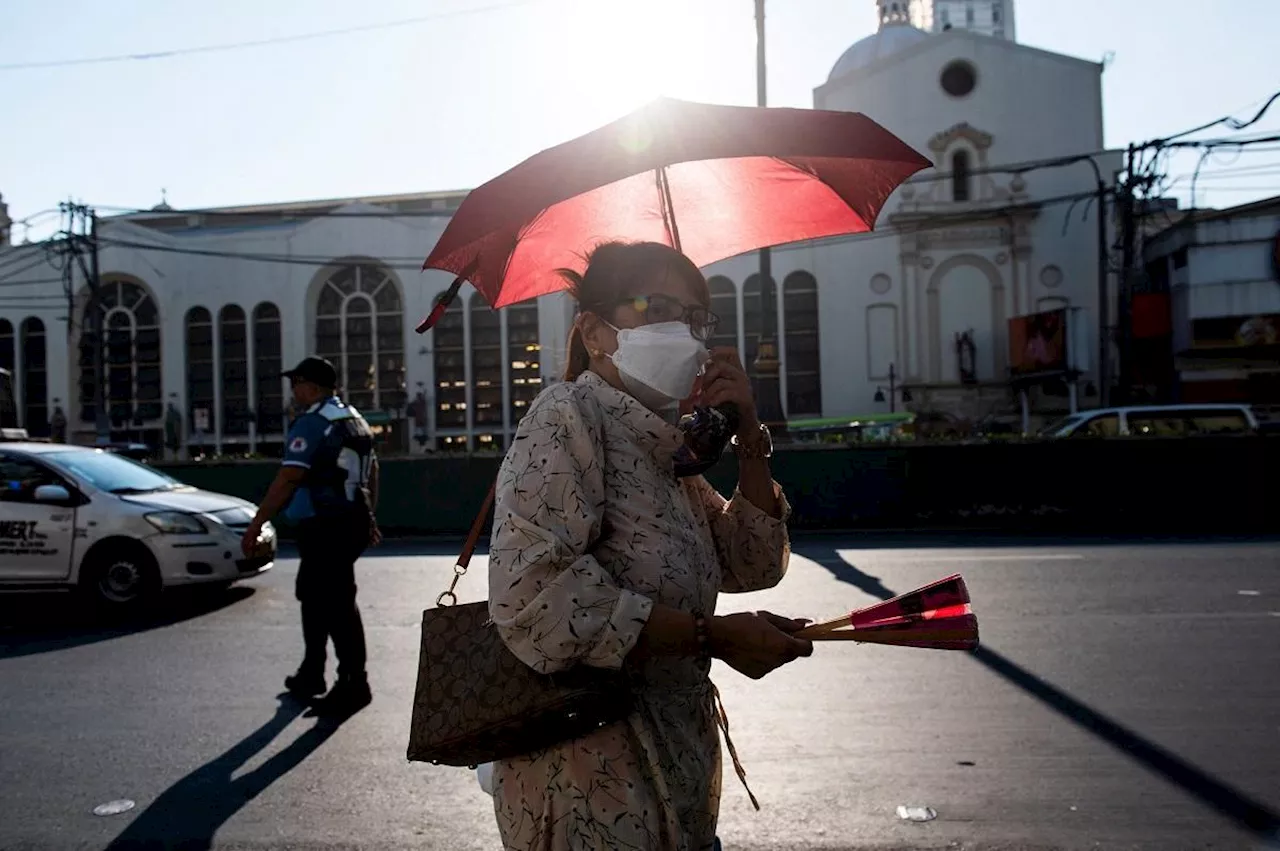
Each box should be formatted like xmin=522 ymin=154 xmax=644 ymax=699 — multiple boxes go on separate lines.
xmin=436 ymin=480 xmax=497 ymax=607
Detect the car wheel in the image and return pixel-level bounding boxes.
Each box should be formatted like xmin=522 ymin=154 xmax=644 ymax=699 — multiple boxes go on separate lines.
xmin=82 ymin=542 xmax=162 ymax=610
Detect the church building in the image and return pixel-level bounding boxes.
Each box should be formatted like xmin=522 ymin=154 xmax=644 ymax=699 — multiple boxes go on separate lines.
xmin=0 ymin=0 xmax=1119 ymax=454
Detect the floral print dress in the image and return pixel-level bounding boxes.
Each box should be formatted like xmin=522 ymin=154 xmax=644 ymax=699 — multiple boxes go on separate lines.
xmin=487 ymin=370 xmax=792 ymax=851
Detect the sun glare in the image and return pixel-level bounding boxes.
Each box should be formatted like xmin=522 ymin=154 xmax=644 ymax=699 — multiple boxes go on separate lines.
xmin=554 ymin=0 xmax=720 ymax=115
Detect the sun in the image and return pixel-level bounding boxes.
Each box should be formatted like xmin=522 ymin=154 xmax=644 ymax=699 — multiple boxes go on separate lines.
xmin=552 ymin=0 xmax=718 ymax=113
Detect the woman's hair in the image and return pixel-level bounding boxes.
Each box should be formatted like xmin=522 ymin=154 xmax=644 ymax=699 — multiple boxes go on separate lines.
xmin=558 ymin=241 xmax=710 ymax=382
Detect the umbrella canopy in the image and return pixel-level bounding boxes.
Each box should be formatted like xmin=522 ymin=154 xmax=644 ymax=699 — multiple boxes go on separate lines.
xmin=417 ymin=97 xmax=930 ymax=330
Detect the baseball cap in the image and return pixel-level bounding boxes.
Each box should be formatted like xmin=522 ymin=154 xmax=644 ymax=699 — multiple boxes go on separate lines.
xmin=282 ymin=356 xmax=338 ymax=388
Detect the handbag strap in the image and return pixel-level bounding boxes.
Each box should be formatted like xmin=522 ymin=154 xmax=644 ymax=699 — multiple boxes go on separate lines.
xmin=436 ymin=480 xmax=497 ymax=607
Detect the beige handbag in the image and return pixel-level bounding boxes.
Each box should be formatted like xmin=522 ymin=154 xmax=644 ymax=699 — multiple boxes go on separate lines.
xmin=406 ymin=483 xmax=632 ymax=768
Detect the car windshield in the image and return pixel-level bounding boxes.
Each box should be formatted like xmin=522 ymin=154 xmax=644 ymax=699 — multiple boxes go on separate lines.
xmin=43 ymin=449 xmax=183 ymax=494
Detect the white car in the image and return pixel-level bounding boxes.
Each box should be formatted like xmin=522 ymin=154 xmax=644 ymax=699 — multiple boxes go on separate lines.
xmin=0 ymin=441 xmax=275 ymax=608
xmin=1038 ymin=404 xmax=1259 ymax=439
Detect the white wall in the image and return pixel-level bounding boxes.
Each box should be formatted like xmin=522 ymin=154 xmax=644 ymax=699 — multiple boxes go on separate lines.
xmin=816 ymin=32 xmax=1104 ymax=161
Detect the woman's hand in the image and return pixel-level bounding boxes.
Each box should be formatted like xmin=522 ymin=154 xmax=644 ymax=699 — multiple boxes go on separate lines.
xmin=709 ymin=611 xmax=813 ymax=679
xmin=699 ymin=347 xmax=760 ymax=437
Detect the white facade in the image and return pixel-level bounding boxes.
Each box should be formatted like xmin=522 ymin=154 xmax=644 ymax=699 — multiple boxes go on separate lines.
xmin=804 ymin=11 xmax=1118 ymax=419
xmin=0 ymin=0 xmax=1123 ymax=451
xmin=0 ymin=195 xmax=574 ymax=454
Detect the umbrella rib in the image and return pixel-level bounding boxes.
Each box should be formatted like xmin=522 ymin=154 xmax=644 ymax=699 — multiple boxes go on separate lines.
xmin=654 ymin=166 xmax=682 ymax=254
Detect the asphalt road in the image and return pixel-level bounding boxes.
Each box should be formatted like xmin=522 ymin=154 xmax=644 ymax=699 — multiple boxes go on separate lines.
xmin=1 ymin=534 xmax=1278 ymax=851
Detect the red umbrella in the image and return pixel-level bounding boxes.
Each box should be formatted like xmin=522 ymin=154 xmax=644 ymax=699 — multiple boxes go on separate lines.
xmin=416 ymin=96 xmax=930 ymax=331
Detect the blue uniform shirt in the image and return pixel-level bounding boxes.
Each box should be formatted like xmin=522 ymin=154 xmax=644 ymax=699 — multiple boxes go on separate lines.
xmin=282 ymin=397 xmax=376 ymax=522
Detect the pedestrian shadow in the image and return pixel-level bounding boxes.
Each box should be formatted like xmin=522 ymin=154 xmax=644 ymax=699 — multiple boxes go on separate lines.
xmin=101 ymin=693 xmax=348 ymax=851
xmin=792 ymin=543 xmax=895 ymax=601
xmin=0 ymin=586 xmax=255 ymax=660
xmin=791 ymin=542 xmax=1280 ymax=842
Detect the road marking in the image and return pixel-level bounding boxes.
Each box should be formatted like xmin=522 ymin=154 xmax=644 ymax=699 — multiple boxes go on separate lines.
xmin=1238 ymin=590 xmax=1262 ymax=596
xmin=842 ymin=552 xmax=1085 ymax=563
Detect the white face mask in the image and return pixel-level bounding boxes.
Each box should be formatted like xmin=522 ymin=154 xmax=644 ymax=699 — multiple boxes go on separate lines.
xmin=606 ymin=321 xmax=710 ymax=411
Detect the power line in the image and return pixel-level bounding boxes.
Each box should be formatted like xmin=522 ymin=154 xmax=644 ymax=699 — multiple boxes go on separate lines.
xmin=1152 ymin=89 xmax=1280 ymax=145
xmin=86 ymin=147 xmax=1125 ymax=225
xmin=83 ymin=187 xmax=1113 ymax=272
xmin=95 ymin=237 xmax=434 ymax=270
xmin=0 ymin=0 xmax=545 ymax=72
xmin=0 ymin=254 xmax=61 ymax=285
xmin=96 ymin=204 xmax=461 ymax=220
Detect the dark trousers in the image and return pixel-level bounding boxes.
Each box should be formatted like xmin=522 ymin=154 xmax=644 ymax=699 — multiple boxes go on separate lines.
xmin=295 ymin=513 xmax=369 ymax=683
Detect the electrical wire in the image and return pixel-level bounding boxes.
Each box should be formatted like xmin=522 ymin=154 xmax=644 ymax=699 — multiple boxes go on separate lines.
xmin=86 ymin=147 xmax=1125 ymax=225
xmin=1152 ymin=89 xmax=1280 ymax=144
xmin=85 ymin=187 xmax=1113 ymax=271
xmin=0 ymin=254 xmax=61 ymax=285
xmin=0 ymin=0 xmax=547 ymax=71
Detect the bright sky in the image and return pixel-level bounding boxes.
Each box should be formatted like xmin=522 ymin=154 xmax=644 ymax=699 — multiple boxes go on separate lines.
xmin=2 ymin=0 xmax=1279 ymax=242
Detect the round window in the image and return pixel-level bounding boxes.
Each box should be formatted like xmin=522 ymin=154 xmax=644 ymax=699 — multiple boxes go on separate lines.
xmin=940 ymin=60 xmax=977 ymax=97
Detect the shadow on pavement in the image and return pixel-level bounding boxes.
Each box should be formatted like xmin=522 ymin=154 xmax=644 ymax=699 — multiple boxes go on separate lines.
xmin=328 ymin=531 xmax=1280 ymax=561
xmin=0 ymin=586 xmax=255 ymax=660
xmin=102 ymin=693 xmax=349 ymax=851
xmin=792 ymin=530 xmax=1280 ymax=551
xmin=791 ymin=541 xmax=1280 ymax=841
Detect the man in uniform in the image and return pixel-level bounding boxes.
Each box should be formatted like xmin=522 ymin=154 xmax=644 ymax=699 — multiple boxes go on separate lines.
xmin=242 ymin=356 xmax=380 ymax=716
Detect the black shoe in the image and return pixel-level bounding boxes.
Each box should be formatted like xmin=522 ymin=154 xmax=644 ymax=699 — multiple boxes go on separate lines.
xmin=311 ymin=678 xmax=372 ymax=717
xmin=284 ymin=670 xmax=326 ymax=698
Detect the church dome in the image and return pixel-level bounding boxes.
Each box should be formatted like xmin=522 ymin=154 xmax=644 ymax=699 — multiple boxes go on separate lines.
xmin=827 ymin=22 xmax=932 ymax=82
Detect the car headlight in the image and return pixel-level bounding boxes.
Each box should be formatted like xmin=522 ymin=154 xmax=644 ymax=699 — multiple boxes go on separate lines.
xmin=144 ymin=511 xmax=207 ymax=535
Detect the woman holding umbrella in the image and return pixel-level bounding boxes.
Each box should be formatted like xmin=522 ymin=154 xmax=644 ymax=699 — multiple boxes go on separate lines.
xmin=486 ymin=240 xmax=812 ymax=849
xmin=414 ymin=99 xmax=929 ymax=848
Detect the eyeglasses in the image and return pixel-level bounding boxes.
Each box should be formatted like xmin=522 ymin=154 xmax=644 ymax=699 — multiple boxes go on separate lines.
xmin=614 ymin=293 xmax=720 ymax=342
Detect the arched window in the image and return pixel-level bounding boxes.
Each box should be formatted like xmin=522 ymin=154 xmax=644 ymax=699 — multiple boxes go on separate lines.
xmin=253 ymin=303 xmax=284 ymax=439
xmin=79 ymin=279 xmax=161 ymax=431
xmin=432 ymin=296 xmax=467 ymax=443
xmin=218 ymin=306 xmax=250 ymax=438
xmin=0 ymin=319 xmax=13 ymax=375
xmin=184 ymin=307 xmax=215 ymax=440
xmin=783 ymin=272 xmax=823 ymax=416
xmin=470 ymin=292 xmax=504 ymax=448
xmin=951 ymin=150 xmax=972 ymax=202
xmin=20 ymin=318 xmax=48 ymax=436
xmin=706 ymin=276 xmax=738 ymax=352
xmin=314 ymin=263 xmax=405 ymax=413
xmin=506 ymin=302 xmax=540 ymax=426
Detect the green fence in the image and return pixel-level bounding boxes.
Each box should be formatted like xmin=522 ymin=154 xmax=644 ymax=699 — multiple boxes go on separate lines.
xmin=156 ymin=436 xmax=1278 ymax=537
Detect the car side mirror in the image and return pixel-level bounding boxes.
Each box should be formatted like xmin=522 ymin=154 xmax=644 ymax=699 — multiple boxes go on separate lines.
xmin=34 ymin=484 xmax=72 ymax=504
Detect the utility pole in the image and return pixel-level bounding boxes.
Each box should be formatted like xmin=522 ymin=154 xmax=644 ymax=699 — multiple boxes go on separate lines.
xmin=88 ymin=208 xmax=108 ymax=443
xmin=1117 ymin=144 xmax=1137 ymax=406
xmin=1095 ymin=172 xmax=1111 ymax=408
xmin=752 ymin=0 xmax=787 ymax=439
xmin=62 ymin=201 xmax=109 ymax=444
